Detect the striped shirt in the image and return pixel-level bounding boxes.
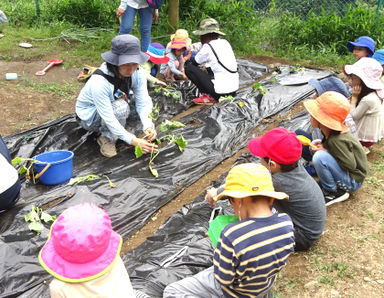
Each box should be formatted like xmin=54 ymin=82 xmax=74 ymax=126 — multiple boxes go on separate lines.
xmin=213 ymin=213 xmax=295 ymax=297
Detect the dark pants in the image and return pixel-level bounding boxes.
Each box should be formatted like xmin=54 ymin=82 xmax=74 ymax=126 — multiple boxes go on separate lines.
xmin=295 ymin=129 xmax=313 ymax=162
xmin=185 ymin=63 xmax=236 ymax=100
xmin=294 ymin=227 xmax=313 ymax=251
xmin=0 ymin=136 xmax=21 ymax=211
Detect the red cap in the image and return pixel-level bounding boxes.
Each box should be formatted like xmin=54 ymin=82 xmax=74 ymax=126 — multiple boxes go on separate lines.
xmin=248 ymin=127 xmax=302 ymax=165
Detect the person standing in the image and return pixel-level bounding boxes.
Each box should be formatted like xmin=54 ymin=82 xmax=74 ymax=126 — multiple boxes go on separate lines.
xmin=116 ymin=0 xmax=158 ymax=52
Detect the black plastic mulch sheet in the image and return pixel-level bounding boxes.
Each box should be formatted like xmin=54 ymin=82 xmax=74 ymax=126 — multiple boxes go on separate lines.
xmin=123 ymin=114 xmax=314 ymax=297
xmin=1 ymin=64 xmax=331 ymax=297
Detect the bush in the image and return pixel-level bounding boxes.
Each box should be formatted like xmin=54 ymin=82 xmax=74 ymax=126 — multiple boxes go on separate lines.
xmin=276 ymin=6 xmax=384 ymax=55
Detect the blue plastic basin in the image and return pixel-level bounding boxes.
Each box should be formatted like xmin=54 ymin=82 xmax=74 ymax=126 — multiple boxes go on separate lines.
xmin=33 ymin=150 xmax=74 ymax=185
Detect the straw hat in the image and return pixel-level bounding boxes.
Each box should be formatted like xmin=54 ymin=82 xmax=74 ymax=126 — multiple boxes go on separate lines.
xmin=214 ymin=163 xmax=288 ymax=201
xmin=343 ymin=57 xmax=384 ymax=98
xmin=101 ymin=34 xmax=148 ymax=66
xmin=170 ymin=29 xmax=192 ymax=48
xmin=39 ymin=202 xmax=122 ymax=283
xmin=303 ymin=91 xmax=351 ymax=132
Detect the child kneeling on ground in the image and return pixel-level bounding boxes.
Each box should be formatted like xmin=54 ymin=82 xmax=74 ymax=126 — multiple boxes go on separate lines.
xmin=303 ymin=91 xmax=368 ymax=206
xmin=163 ymin=163 xmax=295 ymax=298
xmin=39 ymin=202 xmax=148 ymax=298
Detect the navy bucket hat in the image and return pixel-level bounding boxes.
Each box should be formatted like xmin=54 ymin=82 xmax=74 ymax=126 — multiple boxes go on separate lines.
xmin=347 ymin=36 xmax=375 ymax=57
xmin=101 ymin=34 xmax=149 ymax=66
xmin=309 ymin=77 xmax=350 ymax=98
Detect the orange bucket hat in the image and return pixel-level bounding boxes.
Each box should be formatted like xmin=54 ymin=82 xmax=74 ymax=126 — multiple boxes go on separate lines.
xmin=303 ymin=91 xmax=351 ymax=132
xmin=168 ymin=36 xmax=188 ymax=50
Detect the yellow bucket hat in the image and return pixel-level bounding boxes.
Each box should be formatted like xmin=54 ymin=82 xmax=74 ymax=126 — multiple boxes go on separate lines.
xmin=214 ymin=163 xmax=288 ymax=201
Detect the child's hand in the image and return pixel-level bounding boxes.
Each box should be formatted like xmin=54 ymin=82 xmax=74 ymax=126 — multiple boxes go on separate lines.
xmin=180 ymin=72 xmax=188 ymax=80
xmin=205 ymin=187 xmax=218 ymax=207
xmin=156 ymin=79 xmax=167 ymax=87
xmin=352 ymin=84 xmax=362 ymax=98
xmin=183 ymin=50 xmax=192 ymax=62
xmin=310 ymin=140 xmax=327 ymax=153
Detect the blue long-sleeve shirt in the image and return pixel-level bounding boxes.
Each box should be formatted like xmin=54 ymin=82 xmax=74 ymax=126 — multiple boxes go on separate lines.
xmin=160 ymin=51 xmax=183 ymax=76
xmin=76 ymin=63 xmax=154 ymax=145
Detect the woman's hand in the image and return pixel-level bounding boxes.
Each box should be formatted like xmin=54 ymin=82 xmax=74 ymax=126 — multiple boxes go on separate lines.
xmin=116 ymin=8 xmax=125 ymax=17
xmin=156 ymin=79 xmax=167 ymax=87
xmin=145 ymin=128 xmax=157 ymax=142
xmin=131 ymin=137 xmax=158 ymax=154
xmin=152 ymin=9 xmax=159 ymax=24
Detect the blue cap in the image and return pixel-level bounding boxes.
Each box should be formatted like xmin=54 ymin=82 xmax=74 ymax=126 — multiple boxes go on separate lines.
xmin=373 ymin=49 xmax=384 ymax=65
xmin=309 ymin=77 xmax=350 ymax=98
xmin=347 ymin=36 xmax=375 ymax=57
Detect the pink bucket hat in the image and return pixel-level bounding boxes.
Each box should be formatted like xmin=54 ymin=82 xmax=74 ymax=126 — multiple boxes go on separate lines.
xmin=39 ymin=202 xmax=122 ymax=283
xmin=343 ymin=57 xmax=384 ymax=98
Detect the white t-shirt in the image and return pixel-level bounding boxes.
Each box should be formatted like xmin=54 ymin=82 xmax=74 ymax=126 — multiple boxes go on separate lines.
xmin=0 ymin=154 xmax=18 ymax=194
xmin=195 ymin=39 xmax=239 ymax=94
xmin=120 ymin=0 xmax=148 ymax=10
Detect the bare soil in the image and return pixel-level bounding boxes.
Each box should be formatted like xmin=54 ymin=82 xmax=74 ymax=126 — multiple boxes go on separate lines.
xmin=1 ymin=56 xmax=383 ymax=297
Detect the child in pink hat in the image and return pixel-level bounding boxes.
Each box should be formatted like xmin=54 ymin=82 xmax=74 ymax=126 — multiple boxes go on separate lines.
xmin=344 ymin=57 xmax=384 ymax=151
xmin=39 ymin=202 xmax=148 ymax=298
xmin=159 ymin=37 xmax=189 ymax=81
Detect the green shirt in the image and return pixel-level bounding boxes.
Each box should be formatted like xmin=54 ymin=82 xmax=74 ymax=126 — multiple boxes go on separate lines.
xmin=323 ymin=132 xmax=368 ymax=183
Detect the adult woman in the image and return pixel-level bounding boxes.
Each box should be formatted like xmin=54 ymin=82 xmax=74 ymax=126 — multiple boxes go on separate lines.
xmin=116 ymin=0 xmax=158 ymax=52
xmin=185 ymin=18 xmax=239 ymax=105
xmin=344 ymin=57 xmax=384 ymax=151
xmin=76 ymin=34 xmax=157 ymax=158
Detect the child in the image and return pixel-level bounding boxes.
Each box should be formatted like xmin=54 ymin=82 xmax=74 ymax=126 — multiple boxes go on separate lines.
xmin=164 ymin=163 xmax=295 ymax=297
xmin=167 ymin=29 xmax=196 ymax=61
xmin=159 ymin=37 xmax=188 ymax=81
xmin=372 ymin=49 xmax=384 ymax=82
xmin=143 ymin=42 xmax=169 ymax=87
xmin=207 ymin=128 xmax=325 ymax=251
xmin=303 ymin=91 xmax=368 ymax=206
xmin=248 ymin=127 xmax=326 ymax=251
xmin=307 ymin=76 xmax=358 ymax=139
xmin=185 ymin=18 xmax=239 ymax=105
xmin=347 ymin=36 xmax=375 ymax=59
xmin=344 ymin=57 xmax=384 ymax=151
xmin=39 ymin=202 xmax=148 ymax=297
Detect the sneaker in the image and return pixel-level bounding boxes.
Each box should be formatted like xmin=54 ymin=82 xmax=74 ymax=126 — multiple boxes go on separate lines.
xmin=193 ymin=94 xmax=217 ymax=105
xmin=97 ymin=136 xmax=117 ymax=158
xmin=323 ymin=189 xmax=350 ymax=206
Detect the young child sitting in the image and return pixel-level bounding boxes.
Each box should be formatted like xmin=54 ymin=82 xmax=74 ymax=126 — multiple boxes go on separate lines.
xmin=164 ymin=163 xmax=295 ymax=297
xmin=206 ymin=128 xmax=325 ymax=251
xmin=373 ymin=49 xmax=384 ymax=83
xmin=347 ymin=36 xmax=375 ymax=59
xmin=159 ymin=37 xmax=188 ymax=82
xmin=248 ymin=127 xmax=326 ymax=251
xmin=143 ymin=42 xmax=168 ymax=87
xmin=344 ymin=57 xmax=384 ymax=151
xmin=303 ymin=91 xmax=368 ymax=206
xmin=39 ymin=202 xmax=148 ymax=298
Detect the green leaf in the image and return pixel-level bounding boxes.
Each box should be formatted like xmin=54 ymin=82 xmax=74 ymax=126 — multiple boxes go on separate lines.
xmin=25 ymin=206 xmax=40 ymax=222
xmin=41 ymin=211 xmax=55 ymax=223
xmin=149 ymin=165 xmax=159 ymax=178
xmin=19 ymin=165 xmax=27 ymax=175
xmin=155 ymin=139 xmax=161 ymax=145
xmin=28 ymin=221 xmax=42 ymax=235
xmin=12 ymin=157 xmax=22 ymax=166
xmin=135 ymin=145 xmax=143 ymax=158
xmin=176 ymin=136 xmax=188 ymax=152
xmin=67 ymin=174 xmax=100 ymax=186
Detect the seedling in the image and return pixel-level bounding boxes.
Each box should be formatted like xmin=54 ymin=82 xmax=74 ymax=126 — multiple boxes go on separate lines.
xmin=135 ymin=120 xmax=188 ymax=177
xmin=252 ymin=83 xmax=267 ymax=95
xmin=149 ymin=103 xmax=160 ymax=122
xmin=67 ymin=174 xmax=116 ymax=188
xmin=219 ymin=95 xmax=235 ymax=104
xmin=270 ymin=77 xmax=278 ymax=83
xmin=154 ymin=86 xmax=181 ymax=101
xmin=12 ymin=157 xmax=48 ymax=183
xmin=25 ymin=205 xmax=56 ymax=235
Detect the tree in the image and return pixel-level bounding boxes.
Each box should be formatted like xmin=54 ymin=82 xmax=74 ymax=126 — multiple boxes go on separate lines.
xmin=168 ymin=0 xmax=179 ymax=33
